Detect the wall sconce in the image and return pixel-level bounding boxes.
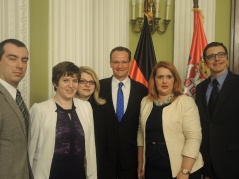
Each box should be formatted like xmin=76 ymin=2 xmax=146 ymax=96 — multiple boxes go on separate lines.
xmin=130 ymin=0 xmax=171 ymax=34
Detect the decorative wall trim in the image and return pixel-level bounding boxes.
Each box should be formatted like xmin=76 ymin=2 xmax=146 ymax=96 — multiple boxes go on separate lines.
xmin=48 ymin=0 xmax=129 ymax=97
xmin=174 ymin=0 xmax=215 ymax=81
xmin=0 ymin=0 xmax=30 ymax=107
xmin=230 ymin=0 xmax=239 ymax=74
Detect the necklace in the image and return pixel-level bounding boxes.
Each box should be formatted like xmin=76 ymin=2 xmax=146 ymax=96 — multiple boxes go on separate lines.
xmin=154 ymin=93 xmax=174 ymax=106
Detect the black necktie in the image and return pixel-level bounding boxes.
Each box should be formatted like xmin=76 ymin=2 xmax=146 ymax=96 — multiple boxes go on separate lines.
xmin=16 ymin=90 xmax=29 ymax=139
xmin=208 ymin=79 xmax=219 ymax=118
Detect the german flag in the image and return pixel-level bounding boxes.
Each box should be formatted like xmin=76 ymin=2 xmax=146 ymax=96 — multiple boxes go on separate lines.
xmin=129 ymin=15 xmax=157 ymax=88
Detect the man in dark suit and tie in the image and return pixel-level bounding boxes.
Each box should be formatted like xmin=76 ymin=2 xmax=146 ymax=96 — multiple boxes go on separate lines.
xmin=196 ymin=42 xmax=239 ymax=179
xmin=0 ymin=39 xmax=33 ymax=179
xmin=99 ymin=46 xmax=148 ymax=179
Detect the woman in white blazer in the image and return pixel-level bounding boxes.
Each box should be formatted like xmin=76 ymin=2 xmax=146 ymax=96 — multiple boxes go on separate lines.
xmin=29 ymin=61 xmax=97 ymax=179
xmin=137 ymin=61 xmax=203 ymax=179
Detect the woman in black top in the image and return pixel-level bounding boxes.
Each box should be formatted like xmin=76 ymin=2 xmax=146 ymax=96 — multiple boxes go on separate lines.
xmin=75 ymin=66 xmax=112 ymax=179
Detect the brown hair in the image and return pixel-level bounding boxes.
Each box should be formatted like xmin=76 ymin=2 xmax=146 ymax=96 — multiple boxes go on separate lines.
xmin=110 ymin=46 xmax=131 ymax=61
xmin=52 ymin=61 xmax=80 ymax=91
xmin=148 ymin=61 xmax=183 ymax=101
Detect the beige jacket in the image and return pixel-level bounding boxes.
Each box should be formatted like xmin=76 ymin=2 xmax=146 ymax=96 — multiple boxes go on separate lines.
xmin=137 ymin=95 xmax=203 ymax=177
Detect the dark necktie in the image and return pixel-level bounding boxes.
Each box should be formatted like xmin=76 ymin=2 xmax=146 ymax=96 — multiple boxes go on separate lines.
xmin=16 ymin=90 xmax=29 ymax=139
xmin=208 ymin=79 xmax=219 ymax=118
xmin=116 ymin=82 xmax=124 ymax=122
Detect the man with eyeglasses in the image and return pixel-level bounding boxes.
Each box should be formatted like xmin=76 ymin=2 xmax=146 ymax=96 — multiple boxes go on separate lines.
xmin=99 ymin=46 xmax=148 ymax=179
xmin=196 ymin=42 xmax=239 ymax=179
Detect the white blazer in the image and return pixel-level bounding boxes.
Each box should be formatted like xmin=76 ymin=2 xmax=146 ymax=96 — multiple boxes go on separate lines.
xmin=138 ymin=95 xmax=203 ymax=177
xmin=29 ymin=98 xmax=97 ymax=179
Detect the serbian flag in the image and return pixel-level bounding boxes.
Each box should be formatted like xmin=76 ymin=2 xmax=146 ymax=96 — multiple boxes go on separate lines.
xmin=183 ymin=8 xmax=210 ymax=98
xmin=129 ymin=15 xmax=157 ymax=88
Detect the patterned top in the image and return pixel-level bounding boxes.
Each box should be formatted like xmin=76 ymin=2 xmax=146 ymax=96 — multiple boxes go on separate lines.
xmin=49 ymin=104 xmax=86 ymax=179
xmin=49 ymin=102 xmax=86 ymax=179
xmin=54 ymin=102 xmax=85 ymax=158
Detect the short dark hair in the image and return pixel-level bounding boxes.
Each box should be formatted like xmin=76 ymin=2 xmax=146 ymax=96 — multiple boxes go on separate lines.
xmin=203 ymin=42 xmax=228 ymax=60
xmin=52 ymin=61 xmax=80 ymax=91
xmin=110 ymin=46 xmax=131 ymax=61
xmin=0 ymin=39 xmax=27 ymax=60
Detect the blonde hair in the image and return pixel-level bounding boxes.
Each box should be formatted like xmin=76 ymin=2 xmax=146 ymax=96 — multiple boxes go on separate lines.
xmin=78 ymin=66 xmax=106 ymax=105
xmin=148 ymin=61 xmax=183 ymax=101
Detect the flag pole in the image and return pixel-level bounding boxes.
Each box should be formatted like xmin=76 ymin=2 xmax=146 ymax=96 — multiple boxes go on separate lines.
xmin=193 ymin=0 xmax=199 ymax=8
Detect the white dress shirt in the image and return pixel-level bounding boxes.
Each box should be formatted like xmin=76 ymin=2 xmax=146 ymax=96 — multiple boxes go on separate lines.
xmin=111 ymin=76 xmax=131 ymax=113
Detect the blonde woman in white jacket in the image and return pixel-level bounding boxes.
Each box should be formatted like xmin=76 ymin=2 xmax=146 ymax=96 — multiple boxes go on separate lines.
xmin=137 ymin=61 xmax=203 ymax=179
xmin=29 ymin=62 xmax=97 ymax=179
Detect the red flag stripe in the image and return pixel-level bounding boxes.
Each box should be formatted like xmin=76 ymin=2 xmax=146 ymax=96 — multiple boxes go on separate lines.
xmin=183 ymin=9 xmax=210 ymax=98
xmin=129 ymin=15 xmax=157 ymax=88
xmin=129 ymin=59 xmax=148 ymax=87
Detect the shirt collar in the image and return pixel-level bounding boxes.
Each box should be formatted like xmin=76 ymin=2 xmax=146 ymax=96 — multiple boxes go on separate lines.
xmin=112 ymin=76 xmax=130 ymax=88
xmin=210 ymin=69 xmax=228 ymax=87
xmin=0 ymin=78 xmax=17 ymax=99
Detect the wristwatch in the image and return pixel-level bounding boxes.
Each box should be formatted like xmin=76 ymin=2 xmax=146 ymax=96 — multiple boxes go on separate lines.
xmin=181 ymin=168 xmax=190 ymax=175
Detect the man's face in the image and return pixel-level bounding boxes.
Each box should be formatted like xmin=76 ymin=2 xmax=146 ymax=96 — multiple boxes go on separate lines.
xmin=0 ymin=43 xmax=29 ymax=88
xmin=110 ymin=51 xmax=130 ymax=81
xmin=205 ymin=46 xmax=228 ymax=78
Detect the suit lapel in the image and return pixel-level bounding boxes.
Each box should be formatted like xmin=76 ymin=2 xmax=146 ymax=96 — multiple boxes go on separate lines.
xmin=109 ymin=78 xmax=134 ymax=123
xmin=104 ymin=77 xmax=137 ymax=123
xmin=108 ymin=79 xmax=116 ymax=114
xmin=212 ymin=71 xmax=234 ymax=119
xmin=201 ymin=78 xmax=211 ymax=121
xmin=122 ymin=79 xmax=134 ymax=121
xmin=0 ymin=84 xmax=28 ymax=140
xmin=104 ymin=78 xmax=118 ymax=121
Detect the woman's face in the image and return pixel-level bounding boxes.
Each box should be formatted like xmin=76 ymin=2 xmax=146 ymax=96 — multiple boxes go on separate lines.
xmin=77 ymin=72 xmax=95 ymax=100
xmin=55 ymin=74 xmax=79 ymax=100
xmin=155 ymin=67 xmax=174 ymax=97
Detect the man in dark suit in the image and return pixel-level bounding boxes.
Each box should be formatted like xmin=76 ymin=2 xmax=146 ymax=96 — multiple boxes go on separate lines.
xmin=196 ymin=42 xmax=239 ymax=179
xmin=99 ymin=46 xmax=148 ymax=179
xmin=0 ymin=39 xmax=33 ymax=179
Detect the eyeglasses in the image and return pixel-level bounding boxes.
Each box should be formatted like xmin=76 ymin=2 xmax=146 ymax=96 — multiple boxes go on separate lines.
xmin=206 ymin=52 xmax=227 ymax=60
xmin=79 ymin=79 xmax=95 ymax=85
xmin=110 ymin=61 xmax=129 ymax=66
